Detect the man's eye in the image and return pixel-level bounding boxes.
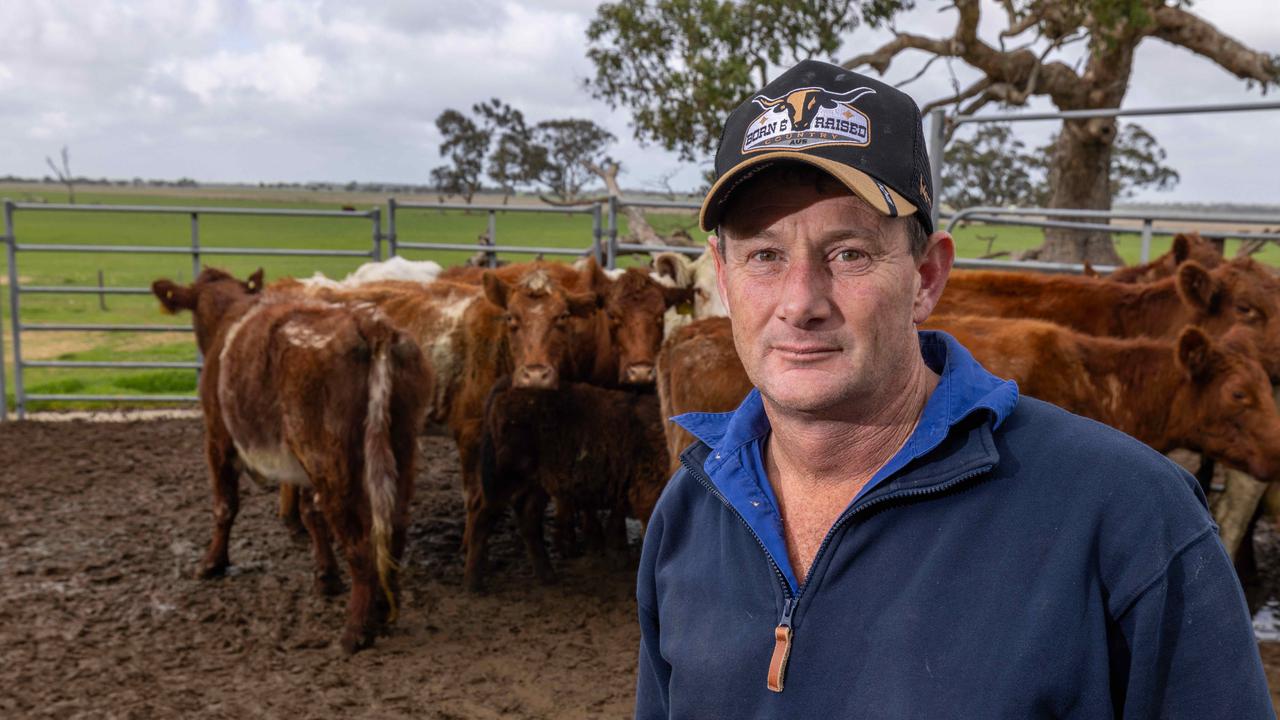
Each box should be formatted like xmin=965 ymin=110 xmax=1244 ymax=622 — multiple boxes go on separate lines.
xmin=835 ymin=249 xmax=865 ymax=263
xmin=750 ymin=250 xmax=779 ymax=262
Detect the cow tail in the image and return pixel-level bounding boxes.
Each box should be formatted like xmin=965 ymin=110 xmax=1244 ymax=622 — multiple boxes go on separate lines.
xmin=363 ymin=337 xmax=400 ymax=623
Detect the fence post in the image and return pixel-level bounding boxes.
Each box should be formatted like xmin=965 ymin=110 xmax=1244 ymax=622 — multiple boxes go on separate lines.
xmin=189 ymin=212 xmax=201 ymax=281
xmin=1139 ymin=218 xmax=1153 ymax=263
xmin=371 ymin=207 xmax=383 ymax=261
xmin=387 ymin=198 xmax=398 ymax=257
xmin=928 ymin=108 xmax=945 ymax=232
xmin=189 ymin=211 xmax=205 ymax=378
xmin=0 ymin=200 xmax=9 ymax=420
xmin=5 ymin=200 xmax=25 ymax=419
xmin=486 ymin=210 xmax=497 ymax=268
xmin=591 ymin=203 xmax=604 ymax=265
xmin=607 ymin=196 xmax=619 ymax=269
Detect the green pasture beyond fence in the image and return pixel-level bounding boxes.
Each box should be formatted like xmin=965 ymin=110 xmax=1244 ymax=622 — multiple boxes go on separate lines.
xmin=2 ymin=186 xmax=1278 ymax=413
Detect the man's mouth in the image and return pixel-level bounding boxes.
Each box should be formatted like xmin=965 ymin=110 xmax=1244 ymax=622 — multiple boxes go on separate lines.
xmin=771 ymin=344 xmax=841 ymax=360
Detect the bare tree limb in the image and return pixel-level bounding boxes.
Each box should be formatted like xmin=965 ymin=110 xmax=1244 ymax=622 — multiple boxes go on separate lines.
xmin=1150 ymin=6 xmax=1280 ymax=89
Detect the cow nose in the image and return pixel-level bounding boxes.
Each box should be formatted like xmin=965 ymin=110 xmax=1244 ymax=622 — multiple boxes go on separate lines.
xmin=624 ymin=363 xmax=656 ymax=385
xmin=514 ymin=364 xmax=557 ymax=389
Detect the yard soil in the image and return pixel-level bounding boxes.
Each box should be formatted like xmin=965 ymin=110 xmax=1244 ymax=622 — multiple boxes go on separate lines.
xmin=0 ymin=419 xmax=638 ymax=719
xmin=3 ymin=418 xmax=1279 ymax=718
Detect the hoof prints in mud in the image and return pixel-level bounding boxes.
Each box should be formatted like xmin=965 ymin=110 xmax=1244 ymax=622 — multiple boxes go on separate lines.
xmin=0 ymin=419 xmax=638 ymax=719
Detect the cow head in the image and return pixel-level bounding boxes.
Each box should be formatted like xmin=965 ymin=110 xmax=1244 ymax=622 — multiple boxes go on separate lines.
xmin=582 ymin=258 xmax=695 ymax=386
xmin=1175 ymin=326 xmax=1280 ymax=482
xmin=152 ymin=267 xmax=264 ymax=354
xmin=484 ymin=268 xmax=596 ymax=390
xmin=1177 ymin=258 xmax=1280 ymax=382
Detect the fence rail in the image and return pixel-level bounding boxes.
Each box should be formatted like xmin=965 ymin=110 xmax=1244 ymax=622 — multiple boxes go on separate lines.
xmin=5 ymin=186 xmax=1279 ymax=419
xmin=3 ymin=200 xmax=384 ymax=419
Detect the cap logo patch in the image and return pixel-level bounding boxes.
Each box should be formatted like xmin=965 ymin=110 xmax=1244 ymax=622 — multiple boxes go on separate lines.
xmin=743 ymin=86 xmax=875 ymax=153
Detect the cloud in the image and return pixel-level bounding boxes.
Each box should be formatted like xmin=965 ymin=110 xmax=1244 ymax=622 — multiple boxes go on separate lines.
xmin=0 ymin=0 xmax=1275 ymax=206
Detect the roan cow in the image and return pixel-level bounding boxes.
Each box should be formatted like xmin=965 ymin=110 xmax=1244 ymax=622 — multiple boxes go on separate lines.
xmin=152 ymin=267 xmax=432 ymax=653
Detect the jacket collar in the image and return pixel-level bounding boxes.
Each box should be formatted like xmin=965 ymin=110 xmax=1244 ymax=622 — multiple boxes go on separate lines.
xmin=672 ymin=330 xmax=1018 ymax=593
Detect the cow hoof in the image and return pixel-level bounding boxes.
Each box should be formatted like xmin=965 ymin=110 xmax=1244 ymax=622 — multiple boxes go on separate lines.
xmin=463 ymin=575 xmax=486 ymax=595
xmin=340 ymin=627 xmax=373 ymax=655
xmin=314 ymin=574 xmax=344 ymax=597
xmin=196 ymin=562 xmax=227 ymax=580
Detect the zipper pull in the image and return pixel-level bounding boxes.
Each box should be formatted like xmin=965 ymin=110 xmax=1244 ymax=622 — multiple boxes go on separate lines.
xmin=767 ymin=597 xmax=796 ymax=692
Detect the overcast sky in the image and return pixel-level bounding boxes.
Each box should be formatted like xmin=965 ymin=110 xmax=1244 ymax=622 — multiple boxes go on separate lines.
xmin=2 ymin=0 xmax=1277 ymax=204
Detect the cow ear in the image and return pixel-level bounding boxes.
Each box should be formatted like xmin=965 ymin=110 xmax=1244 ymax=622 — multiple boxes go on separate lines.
xmin=245 ymin=268 xmax=265 ymax=294
xmin=653 ymin=253 xmax=682 ymax=283
xmin=1176 ymin=326 xmax=1217 ymax=382
xmin=577 ymin=255 xmax=608 ymax=292
xmin=482 ymin=271 xmax=510 ymax=309
xmin=662 ymin=285 xmax=697 ymax=309
xmin=1172 ymin=234 xmax=1191 ymax=265
xmin=1081 ymin=261 xmax=1098 ymax=278
xmin=567 ymin=291 xmax=599 ymax=318
xmin=152 ymin=279 xmax=195 ymax=314
xmin=1177 ymin=262 xmax=1220 ymax=312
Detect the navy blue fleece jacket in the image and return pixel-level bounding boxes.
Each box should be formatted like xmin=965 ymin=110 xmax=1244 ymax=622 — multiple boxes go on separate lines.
xmin=636 ymin=331 xmax=1271 ymax=719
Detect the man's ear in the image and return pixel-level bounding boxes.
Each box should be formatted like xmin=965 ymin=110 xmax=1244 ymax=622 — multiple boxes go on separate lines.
xmin=245 ymin=268 xmax=265 ymax=294
xmin=708 ymin=235 xmax=731 ymax=318
xmin=483 ymin=271 xmax=510 ymax=309
xmin=152 ymin=279 xmax=195 ymax=314
xmin=912 ymin=230 xmax=955 ymax=325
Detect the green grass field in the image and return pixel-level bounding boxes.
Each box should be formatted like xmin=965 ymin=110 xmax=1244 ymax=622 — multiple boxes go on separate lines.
xmin=1 ymin=182 xmax=1274 ymax=413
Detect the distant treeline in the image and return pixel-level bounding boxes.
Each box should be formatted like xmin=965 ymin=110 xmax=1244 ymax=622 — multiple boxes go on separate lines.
xmin=0 ymin=175 xmax=617 ymax=197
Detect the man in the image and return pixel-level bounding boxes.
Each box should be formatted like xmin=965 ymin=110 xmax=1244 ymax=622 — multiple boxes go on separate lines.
xmin=635 ymin=59 xmax=1271 ymax=718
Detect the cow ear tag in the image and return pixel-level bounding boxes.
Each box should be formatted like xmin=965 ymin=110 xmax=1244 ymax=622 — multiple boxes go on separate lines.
xmin=677 ymin=301 xmax=694 ymax=316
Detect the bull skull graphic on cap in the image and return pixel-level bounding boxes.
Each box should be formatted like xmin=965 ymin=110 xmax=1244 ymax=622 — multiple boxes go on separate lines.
xmin=751 ymin=86 xmax=876 ymax=131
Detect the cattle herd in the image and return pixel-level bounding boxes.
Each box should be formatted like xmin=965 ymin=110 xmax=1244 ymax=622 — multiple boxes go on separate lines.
xmin=148 ymin=231 xmax=1280 ymax=654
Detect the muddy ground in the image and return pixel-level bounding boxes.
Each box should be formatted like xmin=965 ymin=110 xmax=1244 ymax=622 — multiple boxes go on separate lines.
xmin=0 ymin=419 xmax=638 ymax=719
xmin=2 ymin=418 xmax=1279 ymax=718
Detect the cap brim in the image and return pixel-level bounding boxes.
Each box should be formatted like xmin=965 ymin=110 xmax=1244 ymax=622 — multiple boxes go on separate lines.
xmin=698 ymin=152 xmax=918 ymax=233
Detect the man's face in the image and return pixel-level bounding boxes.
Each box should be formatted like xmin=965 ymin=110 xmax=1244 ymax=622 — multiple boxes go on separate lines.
xmin=711 ymin=179 xmax=949 ymax=418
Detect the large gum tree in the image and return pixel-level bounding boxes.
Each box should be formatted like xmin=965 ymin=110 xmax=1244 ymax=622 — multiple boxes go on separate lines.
xmin=586 ymin=0 xmax=1280 ymax=264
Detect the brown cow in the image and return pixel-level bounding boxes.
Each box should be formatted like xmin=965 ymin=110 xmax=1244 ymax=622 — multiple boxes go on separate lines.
xmin=444 ymin=258 xmax=693 ymax=387
xmin=924 ymin=315 xmax=1280 ymax=482
xmin=656 ymin=317 xmax=752 ymax=476
xmin=1107 ymin=232 xmax=1223 ymax=283
xmin=936 ymin=258 xmax=1280 ymax=381
xmin=152 ymin=268 xmax=432 ymax=653
xmin=475 ymin=377 xmax=666 ymax=586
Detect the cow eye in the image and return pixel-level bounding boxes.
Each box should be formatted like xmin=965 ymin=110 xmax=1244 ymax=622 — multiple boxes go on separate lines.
xmin=557 ymin=311 xmax=570 ymax=323
xmin=1233 ymin=389 xmax=1249 ymax=402
xmin=1237 ymin=304 xmax=1258 ymax=318
xmin=505 ymin=314 xmax=519 ymax=328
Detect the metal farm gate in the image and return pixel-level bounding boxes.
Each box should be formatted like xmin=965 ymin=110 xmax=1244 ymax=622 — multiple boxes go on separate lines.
xmin=0 ymin=199 xmax=619 ymax=420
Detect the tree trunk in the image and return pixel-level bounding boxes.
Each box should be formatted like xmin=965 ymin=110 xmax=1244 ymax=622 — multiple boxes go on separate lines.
xmin=586 ymin=160 xmax=699 ymax=249
xmin=1030 ymin=118 xmax=1123 ymax=265
xmin=1023 ymin=29 xmax=1139 ymax=266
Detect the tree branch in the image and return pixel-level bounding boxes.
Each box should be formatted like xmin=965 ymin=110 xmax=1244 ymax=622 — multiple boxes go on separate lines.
xmin=1150 ymin=6 xmax=1280 ymax=89
xmin=843 ymin=0 xmax=1087 ymax=110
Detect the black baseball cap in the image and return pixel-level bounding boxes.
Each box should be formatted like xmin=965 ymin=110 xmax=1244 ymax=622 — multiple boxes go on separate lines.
xmin=699 ymin=59 xmax=935 ymax=235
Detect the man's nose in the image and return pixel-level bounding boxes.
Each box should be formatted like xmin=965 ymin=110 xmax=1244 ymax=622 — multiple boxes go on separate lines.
xmin=776 ymin=254 xmax=833 ymax=328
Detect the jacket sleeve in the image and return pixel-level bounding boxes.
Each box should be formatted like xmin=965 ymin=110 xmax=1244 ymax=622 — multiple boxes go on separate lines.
xmin=635 ymin=507 xmax=671 ymax=719
xmin=635 ymin=599 xmax=671 ymax=719
xmin=1109 ymin=527 xmax=1273 ymax=719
